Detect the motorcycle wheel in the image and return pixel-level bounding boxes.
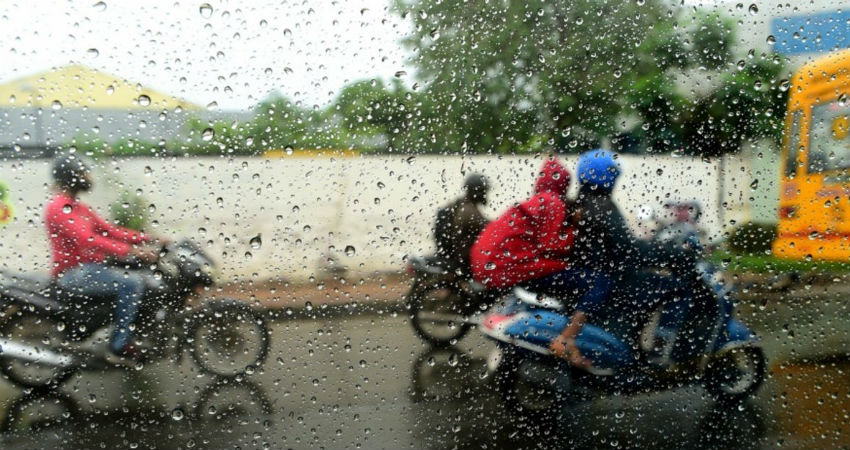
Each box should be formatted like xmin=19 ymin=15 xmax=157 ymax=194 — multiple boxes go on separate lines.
xmin=0 ymin=311 xmax=76 ymax=389
xmin=193 ymin=378 xmax=272 ymax=421
xmin=188 ymin=300 xmax=270 ymax=378
xmin=407 ymin=279 xmax=471 ymax=346
xmin=704 ymin=346 xmax=766 ymax=401
xmin=0 ymin=391 xmax=78 ymax=434
xmin=495 ymin=348 xmax=571 ymax=424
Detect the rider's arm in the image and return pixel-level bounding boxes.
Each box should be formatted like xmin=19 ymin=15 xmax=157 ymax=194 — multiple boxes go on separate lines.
xmin=89 ymin=208 xmax=149 ymax=245
xmin=601 ymin=201 xmax=687 ymax=267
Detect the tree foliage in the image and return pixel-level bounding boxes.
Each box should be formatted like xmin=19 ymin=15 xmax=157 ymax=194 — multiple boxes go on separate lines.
xmin=64 ymin=1 xmax=788 ymax=157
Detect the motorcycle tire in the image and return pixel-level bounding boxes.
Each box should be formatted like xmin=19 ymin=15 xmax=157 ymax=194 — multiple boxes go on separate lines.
xmin=0 ymin=390 xmax=79 ymax=434
xmin=495 ymin=348 xmax=572 ymax=424
xmin=407 ymin=279 xmax=471 ymax=346
xmin=187 ymin=300 xmax=270 ymax=378
xmin=0 ymin=311 xmax=76 ymax=389
xmin=703 ymin=346 xmax=766 ymax=402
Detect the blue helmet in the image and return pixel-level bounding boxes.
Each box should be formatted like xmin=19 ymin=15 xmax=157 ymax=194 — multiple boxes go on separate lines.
xmin=577 ymin=149 xmax=621 ymax=190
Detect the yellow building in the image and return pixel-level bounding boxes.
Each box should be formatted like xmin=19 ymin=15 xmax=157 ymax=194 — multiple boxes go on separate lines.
xmin=0 ymin=65 xmax=202 ymax=155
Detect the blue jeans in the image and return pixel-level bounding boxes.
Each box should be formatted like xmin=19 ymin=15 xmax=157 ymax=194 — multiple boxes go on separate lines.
xmin=525 ymin=267 xmax=612 ymax=315
xmin=59 ymin=263 xmax=145 ymax=353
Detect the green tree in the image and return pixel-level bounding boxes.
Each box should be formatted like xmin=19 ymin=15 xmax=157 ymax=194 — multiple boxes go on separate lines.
xmin=394 ymin=0 xmax=768 ymax=155
xmin=684 ymin=55 xmax=789 ymax=156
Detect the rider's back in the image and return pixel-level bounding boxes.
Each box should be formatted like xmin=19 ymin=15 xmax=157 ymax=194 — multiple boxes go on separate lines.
xmin=434 ymin=196 xmax=488 ymax=272
xmin=45 ymin=192 xmax=145 ymax=277
xmin=572 ymin=187 xmax=684 ymax=274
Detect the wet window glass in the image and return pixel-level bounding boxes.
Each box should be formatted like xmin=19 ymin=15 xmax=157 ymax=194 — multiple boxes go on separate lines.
xmin=807 ymin=101 xmax=850 ymax=173
xmin=784 ymin=110 xmax=802 ymax=178
xmin=0 ymin=1 xmax=848 ymax=450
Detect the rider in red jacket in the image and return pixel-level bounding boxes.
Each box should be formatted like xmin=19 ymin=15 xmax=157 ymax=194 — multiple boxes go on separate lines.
xmin=470 ymin=158 xmax=575 ymax=288
xmin=45 ymin=154 xmax=159 ymax=360
xmin=471 ymin=157 xmax=610 ymax=368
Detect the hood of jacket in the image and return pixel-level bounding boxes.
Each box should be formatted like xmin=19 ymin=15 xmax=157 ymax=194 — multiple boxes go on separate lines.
xmin=533 ymin=158 xmax=571 ymax=196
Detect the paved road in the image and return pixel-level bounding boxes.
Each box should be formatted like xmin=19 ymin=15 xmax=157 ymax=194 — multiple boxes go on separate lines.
xmin=0 ymin=313 xmax=847 ymax=450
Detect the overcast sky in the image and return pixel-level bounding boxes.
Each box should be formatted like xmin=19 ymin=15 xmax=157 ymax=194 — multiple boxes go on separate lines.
xmin=0 ymin=0 xmax=410 ymax=111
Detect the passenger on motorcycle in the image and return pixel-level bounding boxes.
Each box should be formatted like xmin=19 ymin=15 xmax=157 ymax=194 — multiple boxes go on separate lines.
xmin=470 ymin=157 xmax=610 ymax=368
xmin=45 ymin=154 xmax=162 ymax=360
xmin=570 ymin=149 xmax=702 ymax=365
xmin=433 ymin=173 xmax=490 ymax=275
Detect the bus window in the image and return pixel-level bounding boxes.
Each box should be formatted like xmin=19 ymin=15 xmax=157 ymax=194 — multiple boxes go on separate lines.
xmin=785 ymin=110 xmax=802 ymax=178
xmin=807 ymin=100 xmax=850 ymax=174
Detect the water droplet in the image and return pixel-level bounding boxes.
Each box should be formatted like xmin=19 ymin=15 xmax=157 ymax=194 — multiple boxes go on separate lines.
xmin=748 ymin=3 xmax=758 ymax=15
xmin=284 ymin=146 xmax=294 ymax=155
xmin=344 ymin=245 xmax=356 ymax=257
xmin=171 ymin=408 xmax=185 ymax=421
xmin=92 ymin=1 xmax=107 ymax=12
xmin=484 ymin=262 xmax=496 ymax=271
xmin=259 ymin=19 xmax=268 ymax=28
xmin=137 ymin=95 xmax=151 ymax=106
xmin=394 ymin=70 xmax=407 ymax=78
xmin=106 ymin=85 xmax=115 ymax=95
xmin=766 ymin=35 xmax=776 ymax=45
xmin=86 ymin=48 xmax=99 ymax=58
xmin=656 ymin=168 xmax=663 ymax=176
xmin=750 ymin=179 xmax=759 ymax=190
xmin=206 ymin=101 xmax=218 ymax=111
xmin=199 ymin=3 xmax=213 ymax=19
xmin=51 ymin=100 xmax=62 ymax=110
xmin=250 ymin=234 xmax=262 ymax=249
xmin=62 ymin=204 xmax=72 ymax=214
xmin=202 ymin=128 xmax=215 ymax=141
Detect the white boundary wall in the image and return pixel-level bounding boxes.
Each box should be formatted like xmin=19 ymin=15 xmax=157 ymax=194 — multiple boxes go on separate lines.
xmin=1 ymin=154 xmax=757 ymax=281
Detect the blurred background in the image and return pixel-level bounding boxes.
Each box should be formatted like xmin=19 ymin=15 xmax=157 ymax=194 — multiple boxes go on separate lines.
xmin=0 ymin=0 xmax=847 ymax=449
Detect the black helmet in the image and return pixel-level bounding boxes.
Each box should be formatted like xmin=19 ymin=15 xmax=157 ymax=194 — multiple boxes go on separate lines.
xmin=463 ymin=173 xmax=489 ymax=203
xmin=52 ymin=153 xmax=92 ymax=192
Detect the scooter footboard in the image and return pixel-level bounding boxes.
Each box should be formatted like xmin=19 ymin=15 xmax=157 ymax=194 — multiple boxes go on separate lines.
xmin=498 ymin=308 xmax=634 ymax=371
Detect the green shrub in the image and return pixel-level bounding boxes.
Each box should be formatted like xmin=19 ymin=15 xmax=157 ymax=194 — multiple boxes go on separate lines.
xmin=110 ymin=191 xmax=149 ymax=231
xmin=726 ymin=222 xmax=777 ymax=254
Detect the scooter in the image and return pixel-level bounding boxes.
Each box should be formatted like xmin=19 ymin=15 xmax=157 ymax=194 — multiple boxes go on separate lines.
xmin=405 ymin=255 xmax=499 ymax=346
xmin=0 ymin=239 xmax=270 ymax=389
xmin=480 ymin=260 xmax=766 ymax=420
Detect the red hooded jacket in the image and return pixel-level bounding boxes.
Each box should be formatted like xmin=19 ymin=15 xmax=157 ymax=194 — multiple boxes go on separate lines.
xmin=470 ymin=159 xmax=575 ymax=289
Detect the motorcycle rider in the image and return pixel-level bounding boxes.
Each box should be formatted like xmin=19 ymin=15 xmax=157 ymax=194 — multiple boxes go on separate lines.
xmin=568 ymin=149 xmax=701 ymax=365
xmin=45 ymin=154 xmax=159 ymax=360
xmin=471 ymin=157 xmax=610 ymax=368
xmin=433 ymin=173 xmax=490 ymax=274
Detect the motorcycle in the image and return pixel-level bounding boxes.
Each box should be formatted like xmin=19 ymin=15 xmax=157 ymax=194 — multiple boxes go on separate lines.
xmin=404 ymin=255 xmax=498 ymax=346
xmin=0 ymin=239 xmax=270 ymax=389
xmin=480 ymin=260 xmax=766 ymax=420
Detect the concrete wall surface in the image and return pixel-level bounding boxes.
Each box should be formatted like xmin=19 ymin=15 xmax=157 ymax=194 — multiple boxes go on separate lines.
xmin=0 ymin=154 xmax=762 ymax=281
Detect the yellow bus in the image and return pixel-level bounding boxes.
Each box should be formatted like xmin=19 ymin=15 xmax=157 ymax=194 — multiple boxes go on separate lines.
xmin=773 ymin=49 xmax=850 ymax=261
